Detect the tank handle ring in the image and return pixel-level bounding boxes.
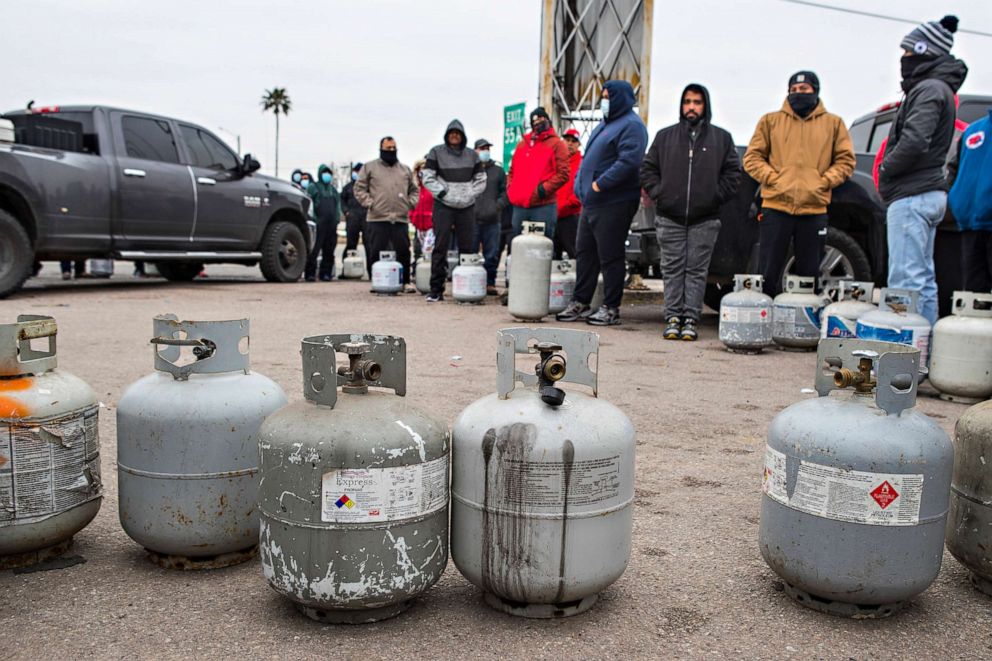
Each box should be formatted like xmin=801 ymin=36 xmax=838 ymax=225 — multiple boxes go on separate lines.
xmin=301 ymin=333 xmax=407 ymax=408
xmin=815 ymin=338 xmax=919 ymax=415
xmin=0 ymin=315 xmax=58 ymax=377
xmin=496 ymin=328 xmax=599 ymax=399
xmin=152 ymin=315 xmax=249 ymax=380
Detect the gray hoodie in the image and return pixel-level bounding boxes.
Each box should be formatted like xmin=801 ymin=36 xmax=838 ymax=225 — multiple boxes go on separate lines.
xmin=421 ymin=119 xmax=487 ymax=209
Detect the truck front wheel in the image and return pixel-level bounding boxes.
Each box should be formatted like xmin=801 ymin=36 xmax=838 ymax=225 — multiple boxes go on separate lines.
xmin=0 ymin=210 xmax=34 ymax=299
xmin=259 ymin=221 xmax=306 ymax=282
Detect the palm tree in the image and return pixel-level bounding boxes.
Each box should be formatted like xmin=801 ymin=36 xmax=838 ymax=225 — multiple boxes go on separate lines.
xmin=260 ymin=88 xmax=292 ymax=177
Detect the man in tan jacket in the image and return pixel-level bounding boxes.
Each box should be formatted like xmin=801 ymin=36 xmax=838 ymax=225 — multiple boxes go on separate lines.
xmin=743 ymin=71 xmax=855 ymax=296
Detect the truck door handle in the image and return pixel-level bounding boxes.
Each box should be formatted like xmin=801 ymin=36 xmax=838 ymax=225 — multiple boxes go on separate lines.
xmin=123 ymin=168 xmax=146 ymax=178
xmin=197 ymin=177 xmax=217 ymax=186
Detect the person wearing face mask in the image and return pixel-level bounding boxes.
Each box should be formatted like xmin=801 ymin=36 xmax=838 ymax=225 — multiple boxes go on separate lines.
xmin=555 ymin=128 xmax=583 ymax=260
xmin=354 ymin=137 xmax=420 ymax=291
xmin=640 ymin=83 xmax=741 ymax=341
xmin=507 ymin=108 xmax=570 ymax=242
xmin=340 ymin=162 xmax=368 ymax=267
xmin=878 ymin=15 xmax=968 ymax=326
xmin=472 ymin=138 xmax=507 ymax=294
xmin=291 ymin=168 xmax=305 ymax=190
xmin=743 ymin=71 xmax=855 ymax=298
xmin=304 ymin=164 xmax=342 ymax=282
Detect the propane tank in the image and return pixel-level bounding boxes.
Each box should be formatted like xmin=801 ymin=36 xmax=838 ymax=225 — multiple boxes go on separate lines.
xmin=946 ymin=400 xmax=992 ymax=595
xmin=821 ymin=280 xmax=876 ymax=339
xmin=452 ymin=328 xmax=635 ymax=618
xmin=548 ymin=259 xmax=576 ymax=314
xmin=760 ymin=338 xmax=951 ymax=618
xmin=117 ymin=315 xmax=287 ymax=569
xmin=719 ymin=274 xmax=773 ymax=354
xmin=341 ymin=250 xmax=366 ymax=279
xmin=415 ymin=255 xmax=432 ymax=294
xmin=929 ymin=292 xmax=992 ymax=403
xmin=370 ymin=251 xmax=403 ymax=294
xmin=508 ymin=222 xmax=553 ymax=321
xmin=258 ymin=334 xmax=449 ymax=623
xmin=452 ymin=253 xmax=487 ymax=304
xmin=446 ymin=250 xmax=460 ymax=281
xmin=0 ymin=316 xmax=102 ymax=569
xmin=856 ymin=288 xmax=932 ymax=374
xmin=772 ymin=275 xmax=829 ymax=351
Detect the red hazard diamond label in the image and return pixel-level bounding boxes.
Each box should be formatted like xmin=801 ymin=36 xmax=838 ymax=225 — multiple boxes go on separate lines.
xmin=760 ymin=309 xmax=768 ymax=318
xmin=870 ymin=480 xmax=899 ymax=509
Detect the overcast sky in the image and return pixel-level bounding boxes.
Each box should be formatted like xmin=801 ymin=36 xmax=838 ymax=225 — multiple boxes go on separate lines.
xmin=4 ymin=0 xmax=991 ymax=179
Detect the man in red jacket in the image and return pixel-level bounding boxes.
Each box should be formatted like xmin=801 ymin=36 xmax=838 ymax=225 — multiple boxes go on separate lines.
xmin=555 ymin=128 xmax=583 ymax=258
xmin=507 ymin=107 xmax=570 ymax=240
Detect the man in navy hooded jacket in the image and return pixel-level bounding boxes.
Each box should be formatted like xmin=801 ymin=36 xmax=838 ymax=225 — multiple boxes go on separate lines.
xmin=556 ymin=80 xmax=648 ymax=326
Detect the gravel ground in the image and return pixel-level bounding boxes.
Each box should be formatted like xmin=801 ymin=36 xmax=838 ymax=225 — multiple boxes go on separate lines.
xmin=0 ymin=262 xmax=988 ymax=660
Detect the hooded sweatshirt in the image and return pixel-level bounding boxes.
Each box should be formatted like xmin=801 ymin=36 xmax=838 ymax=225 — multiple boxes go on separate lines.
xmin=421 ymin=120 xmax=487 ymax=209
xmin=308 ymin=164 xmax=341 ymax=225
xmin=879 ymin=55 xmax=968 ymax=204
xmin=640 ymin=83 xmax=741 ymax=225
xmin=573 ymin=80 xmax=648 ymax=210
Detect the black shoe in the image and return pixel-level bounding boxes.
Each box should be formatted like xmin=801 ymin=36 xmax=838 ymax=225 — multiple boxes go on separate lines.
xmin=680 ymin=319 xmax=698 ymax=341
xmin=304 ymin=276 xmax=317 ymax=282
xmin=663 ymin=316 xmax=681 ymax=340
xmin=555 ymin=301 xmax=591 ymax=322
xmin=586 ymin=305 xmax=621 ymax=326
xmin=425 ymin=293 xmax=444 ymax=303
xmin=319 ymin=275 xmax=332 ymax=282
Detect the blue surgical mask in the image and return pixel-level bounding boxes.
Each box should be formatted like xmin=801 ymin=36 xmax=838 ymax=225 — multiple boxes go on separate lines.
xmin=600 ymin=99 xmax=610 ymax=118
xmin=301 ymin=179 xmax=310 ymax=188
xmin=292 ymin=174 xmax=301 ymax=183
xmin=321 ymin=173 xmax=332 ymax=184
xmin=478 ymin=150 xmax=491 ymax=163
xmin=351 ymin=172 xmax=359 ymax=181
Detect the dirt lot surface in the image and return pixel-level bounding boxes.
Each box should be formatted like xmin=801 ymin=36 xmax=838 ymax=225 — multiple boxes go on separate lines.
xmin=0 ymin=263 xmax=988 ymax=660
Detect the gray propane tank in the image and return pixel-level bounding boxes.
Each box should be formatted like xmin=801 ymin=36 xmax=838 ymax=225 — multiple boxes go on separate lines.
xmin=508 ymin=222 xmax=553 ymax=320
xmin=946 ymin=399 xmax=992 ymax=595
xmin=856 ymin=288 xmax=932 ymax=374
xmin=929 ymin=291 xmax=992 ymax=403
xmin=117 ymin=315 xmax=287 ymax=569
xmin=0 ymin=316 xmax=102 ymax=569
xmin=821 ymin=280 xmax=876 ymax=339
xmin=759 ymin=338 xmax=952 ymax=618
xmin=548 ymin=259 xmax=576 ymax=314
xmin=341 ymin=250 xmax=366 ymax=279
xmin=258 ymin=334 xmax=449 ymax=624
xmin=371 ymin=251 xmax=402 ymax=294
xmin=415 ymin=255 xmax=432 ymax=294
xmin=719 ymin=274 xmax=773 ymax=353
xmin=772 ymin=275 xmax=829 ymax=350
xmin=446 ymin=250 xmax=459 ymax=281
xmin=451 ymin=328 xmax=635 ymax=618
xmin=452 ymin=253 xmax=487 ymax=303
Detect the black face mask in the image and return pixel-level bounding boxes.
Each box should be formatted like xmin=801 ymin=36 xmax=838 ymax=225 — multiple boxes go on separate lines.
xmin=901 ymin=54 xmax=933 ymax=91
xmin=531 ymin=120 xmax=550 ymax=134
xmin=683 ymin=112 xmax=702 ymax=126
xmin=787 ymin=92 xmax=818 ymax=118
xmin=380 ymin=149 xmax=398 ymax=165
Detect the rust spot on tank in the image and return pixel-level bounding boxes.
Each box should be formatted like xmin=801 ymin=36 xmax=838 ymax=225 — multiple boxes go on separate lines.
xmin=0 ymin=378 xmax=32 ymax=392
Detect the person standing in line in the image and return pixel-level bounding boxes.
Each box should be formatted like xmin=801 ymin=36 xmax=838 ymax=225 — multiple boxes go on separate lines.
xmin=421 ymin=119 xmax=486 ymax=302
xmin=555 ymin=80 xmax=648 ymax=326
xmin=354 ymin=137 xmax=419 ymax=291
xmin=304 ymin=164 xmax=342 ymax=282
xmin=555 ymin=128 xmax=583 ymax=259
xmin=742 ymin=71 xmax=855 ymax=298
xmin=506 ymin=107 xmax=570 ymax=241
xmin=641 ymin=83 xmax=741 ymax=341
xmin=878 ymin=15 xmax=968 ymax=325
xmin=410 ymin=159 xmax=435 ymax=261
xmin=947 ymin=107 xmax=991 ymax=291
xmin=473 ymin=138 xmax=507 ymax=295
xmin=291 ymin=169 xmax=305 ymax=190
xmin=340 ymin=162 xmax=368 ymax=272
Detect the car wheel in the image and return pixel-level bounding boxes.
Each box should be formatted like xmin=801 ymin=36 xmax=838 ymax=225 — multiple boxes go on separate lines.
xmin=0 ymin=210 xmax=34 ymax=299
xmin=783 ymin=227 xmax=871 ymax=299
xmin=260 ymin=221 xmax=306 ymax=282
xmin=155 ymin=261 xmax=204 ymax=281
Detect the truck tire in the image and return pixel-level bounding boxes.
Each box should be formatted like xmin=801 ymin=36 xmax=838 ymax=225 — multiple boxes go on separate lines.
xmin=0 ymin=210 xmax=34 ymax=299
xmin=155 ymin=261 xmax=203 ymax=281
xmin=259 ymin=221 xmax=306 ymax=282
xmin=783 ymin=227 xmax=871 ymax=297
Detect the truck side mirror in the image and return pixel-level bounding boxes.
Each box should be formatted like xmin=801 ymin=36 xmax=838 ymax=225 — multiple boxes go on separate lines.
xmin=242 ymin=154 xmax=261 ymax=174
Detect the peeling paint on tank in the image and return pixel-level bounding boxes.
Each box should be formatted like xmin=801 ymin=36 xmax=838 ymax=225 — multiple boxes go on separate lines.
xmin=394 ymin=421 xmax=426 ymax=461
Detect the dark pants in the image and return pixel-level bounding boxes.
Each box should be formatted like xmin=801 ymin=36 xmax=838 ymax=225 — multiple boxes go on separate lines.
xmin=573 ymin=199 xmax=639 ymax=310
xmin=431 ymin=203 xmax=476 ymax=294
xmin=305 ymin=221 xmax=338 ymax=279
xmin=963 ymin=229 xmax=992 ymax=292
xmin=475 ymin=222 xmax=501 ymax=286
xmin=345 ymin=212 xmax=366 ymax=252
xmin=758 ymin=208 xmax=827 ymax=297
xmin=554 ymin=214 xmax=579 ymax=259
xmin=365 ymin=221 xmax=411 ymax=284
xmin=60 ymin=259 xmax=85 ymax=276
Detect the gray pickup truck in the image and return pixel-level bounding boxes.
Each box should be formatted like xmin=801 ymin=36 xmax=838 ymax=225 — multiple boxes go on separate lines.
xmin=0 ymin=105 xmax=315 ymax=298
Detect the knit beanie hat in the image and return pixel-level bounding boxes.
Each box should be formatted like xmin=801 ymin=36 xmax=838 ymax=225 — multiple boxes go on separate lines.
xmin=901 ymin=15 xmax=958 ymax=57
xmin=788 ymin=71 xmax=820 ymax=93
xmin=530 ymin=107 xmax=551 ymax=123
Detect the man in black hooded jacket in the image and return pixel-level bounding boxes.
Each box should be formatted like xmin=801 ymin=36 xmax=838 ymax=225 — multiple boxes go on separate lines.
xmin=640 ymin=84 xmax=740 ymax=340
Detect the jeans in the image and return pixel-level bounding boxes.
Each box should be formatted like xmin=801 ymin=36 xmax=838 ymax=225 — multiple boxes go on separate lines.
xmin=657 ymin=217 xmax=722 ymax=321
xmin=962 ymin=230 xmax=992 ymax=293
xmin=758 ymin=208 xmax=827 ymax=298
xmin=511 ymin=203 xmax=557 ymax=240
xmin=887 ymin=190 xmax=946 ymax=325
xmin=474 ymin=222 xmax=502 ymax=287
xmin=573 ymin=199 xmax=640 ymax=309
xmin=431 ymin=202 xmax=476 ymax=294
xmin=365 ymin=221 xmax=411 ymax=284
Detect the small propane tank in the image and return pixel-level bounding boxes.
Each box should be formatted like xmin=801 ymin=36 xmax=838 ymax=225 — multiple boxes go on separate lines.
xmin=370 ymin=250 xmax=402 ymax=294
xmin=772 ymin=275 xmax=828 ymax=351
xmin=719 ymin=274 xmax=773 ymax=353
xmin=452 ymin=253 xmax=487 ymax=304
xmin=821 ymin=280 xmax=876 ymax=339
xmin=548 ymin=259 xmax=576 ymax=314
xmin=415 ymin=255 xmax=432 ymax=294
xmin=946 ymin=399 xmax=992 ymax=595
xmin=856 ymin=288 xmax=932 ymax=374
xmin=89 ymin=258 xmax=114 ymax=278
xmin=760 ymin=338 xmax=951 ymax=618
xmin=508 ymin=222 xmax=553 ymax=321
xmin=341 ymin=250 xmax=366 ymax=279
xmin=446 ymin=250 xmax=460 ymax=281
xmin=117 ymin=315 xmax=287 ymax=569
xmin=452 ymin=328 xmax=635 ymax=618
xmin=258 ymin=334 xmax=449 ymax=624
xmin=0 ymin=316 xmax=102 ymax=569
xmin=929 ymin=291 xmax=992 ymax=403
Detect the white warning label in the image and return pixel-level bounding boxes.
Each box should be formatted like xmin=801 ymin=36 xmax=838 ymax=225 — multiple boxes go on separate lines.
xmin=321 ymin=456 xmax=448 ymax=523
xmin=762 ymin=445 xmax=923 ymax=526
xmin=489 ymin=455 xmax=622 ymax=513
xmin=721 ymin=306 xmax=771 ymax=324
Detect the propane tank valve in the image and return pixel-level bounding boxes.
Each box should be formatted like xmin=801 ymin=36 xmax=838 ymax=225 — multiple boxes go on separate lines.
xmin=534 ymin=342 xmax=567 ymax=407
xmin=339 ymin=342 xmax=381 ymax=394
xmin=834 ymin=351 xmax=877 ymax=393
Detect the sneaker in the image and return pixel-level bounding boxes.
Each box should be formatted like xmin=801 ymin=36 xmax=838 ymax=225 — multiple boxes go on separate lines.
xmin=319 ymin=275 xmax=332 ymax=282
xmin=486 ymin=285 xmax=499 ymax=296
xmin=305 ymin=276 xmax=317 ymax=282
xmin=663 ymin=316 xmax=682 ymax=340
xmin=680 ymin=319 xmax=698 ymax=341
xmin=425 ymin=293 xmax=444 ymax=303
xmin=555 ymin=301 xmax=591 ymax=322
xmin=586 ymin=305 xmax=621 ymax=326
xmin=61 ymin=272 xmax=72 ymax=281
xmin=402 ymin=284 xmax=417 ymax=293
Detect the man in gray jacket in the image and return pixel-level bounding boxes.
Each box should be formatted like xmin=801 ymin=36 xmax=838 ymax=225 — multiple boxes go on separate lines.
xmin=421 ymin=119 xmax=487 ymax=302
xmin=354 ymin=136 xmax=419 ymax=289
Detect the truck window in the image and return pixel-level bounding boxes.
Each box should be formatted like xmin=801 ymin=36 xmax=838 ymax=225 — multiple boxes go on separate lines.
xmin=179 ymin=125 xmax=237 ymax=171
xmin=122 ymin=116 xmax=180 ymax=164
xmin=47 ymin=111 xmax=100 ymax=154
xmin=868 ymin=120 xmax=892 ymax=154
xmin=848 ymin=119 xmax=872 ymax=152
